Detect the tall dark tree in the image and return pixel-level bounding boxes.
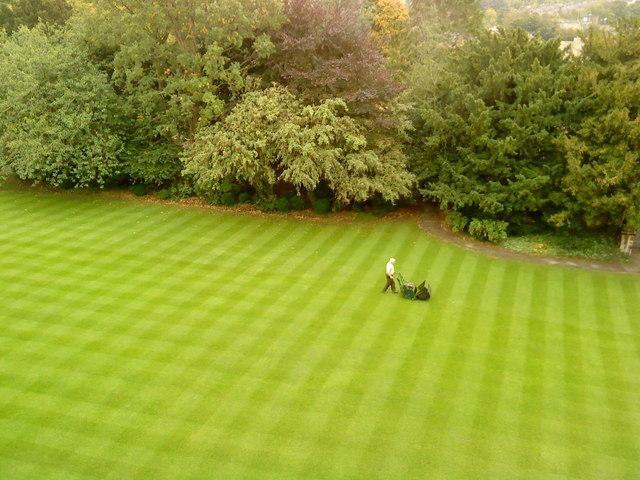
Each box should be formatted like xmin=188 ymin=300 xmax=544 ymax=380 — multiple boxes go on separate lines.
xmin=554 ymin=20 xmax=640 ymax=231
xmin=409 ymin=29 xmax=570 ymax=234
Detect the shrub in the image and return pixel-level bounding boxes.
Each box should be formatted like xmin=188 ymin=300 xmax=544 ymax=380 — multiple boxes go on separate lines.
xmin=238 ymin=192 xmax=252 ymax=204
xmin=274 ymin=197 xmax=291 ymax=212
xmin=289 ymin=195 xmax=307 ymax=211
xmin=220 ymin=181 xmax=240 ymax=195
xmin=124 ymin=145 xmax=182 ymax=186
xmin=446 ymin=211 xmax=468 ymax=233
xmin=468 ymin=219 xmax=509 ymax=243
xmin=208 ymin=181 xmax=241 ymax=206
xmin=157 ymin=189 xmax=172 ymax=200
xmin=256 ymin=196 xmax=277 ymax=212
xmin=131 ymin=184 xmax=149 ymax=196
xmin=312 ymin=198 xmax=331 ymax=214
xmin=169 ymin=181 xmax=195 ymax=199
xmin=220 ymin=191 xmax=237 ymax=206
xmin=372 ymin=205 xmax=393 ymax=217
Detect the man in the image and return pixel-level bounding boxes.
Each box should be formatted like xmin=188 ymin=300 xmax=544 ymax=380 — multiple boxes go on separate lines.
xmin=382 ymin=257 xmax=397 ymax=293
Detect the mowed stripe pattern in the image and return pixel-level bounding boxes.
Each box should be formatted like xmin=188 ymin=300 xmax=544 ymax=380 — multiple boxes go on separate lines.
xmin=1 ymin=186 xmax=640 ymax=480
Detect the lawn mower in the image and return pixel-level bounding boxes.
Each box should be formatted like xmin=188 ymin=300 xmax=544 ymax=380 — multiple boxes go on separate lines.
xmin=396 ymin=272 xmax=431 ymax=301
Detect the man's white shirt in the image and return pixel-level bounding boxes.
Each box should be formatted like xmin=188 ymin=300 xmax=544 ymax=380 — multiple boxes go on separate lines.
xmin=386 ymin=261 xmax=395 ymax=277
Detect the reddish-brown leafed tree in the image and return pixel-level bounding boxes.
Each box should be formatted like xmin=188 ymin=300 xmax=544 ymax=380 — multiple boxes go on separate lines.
xmin=266 ymin=0 xmax=402 ymax=129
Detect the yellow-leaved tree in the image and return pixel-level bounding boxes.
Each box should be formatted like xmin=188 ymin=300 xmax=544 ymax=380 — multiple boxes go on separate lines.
xmin=368 ymin=0 xmax=411 ymax=76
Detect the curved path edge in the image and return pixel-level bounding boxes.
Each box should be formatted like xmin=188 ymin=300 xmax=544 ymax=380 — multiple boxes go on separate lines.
xmin=419 ymin=204 xmax=640 ymax=274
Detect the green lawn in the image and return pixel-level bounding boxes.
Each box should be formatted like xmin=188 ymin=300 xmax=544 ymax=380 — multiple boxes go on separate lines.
xmin=1 ymin=184 xmax=640 ymax=480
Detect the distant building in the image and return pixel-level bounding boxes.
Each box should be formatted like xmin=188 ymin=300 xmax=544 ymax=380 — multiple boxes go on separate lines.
xmin=560 ymin=37 xmax=584 ymax=57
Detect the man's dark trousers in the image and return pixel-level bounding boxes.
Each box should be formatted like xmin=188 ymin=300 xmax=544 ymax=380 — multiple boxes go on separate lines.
xmin=383 ymin=274 xmax=397 ymax=293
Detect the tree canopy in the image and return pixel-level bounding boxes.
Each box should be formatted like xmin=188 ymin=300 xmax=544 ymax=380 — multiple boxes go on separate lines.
xmin=69 ymin=0 xmax=284 ymax=183
xmin=0 ymin=0 xmax=638 ymax=238
xmin=408 ymin=19 xmax=640 ymax=236
xmin=183 ymin=86 xmax=414 ymax=206
xmin=0 ymin=0 xmax=72 ymax=33
xmin=409 ymin=29 xmax=569 ymax=232
xmin=556 ymin=20 xmax=640 ymax=231
xmin=0 ymin=27 xmax=123 ymax=187
xmin=266 ymin=0 xmax=401 ymax=129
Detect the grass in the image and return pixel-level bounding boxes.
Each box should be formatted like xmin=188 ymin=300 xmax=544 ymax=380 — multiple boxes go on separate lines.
xmin=501 ymin=231 xmax=625 ymax=261
xmin=1 ymin=182 xmax=640 ymax=480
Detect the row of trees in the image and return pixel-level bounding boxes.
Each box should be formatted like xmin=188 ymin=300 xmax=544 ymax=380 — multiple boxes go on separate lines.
xmin=410 ymin=24 xmax=640 ymax=239
xmin=0 ymin=0 xmax=638 ymax=239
